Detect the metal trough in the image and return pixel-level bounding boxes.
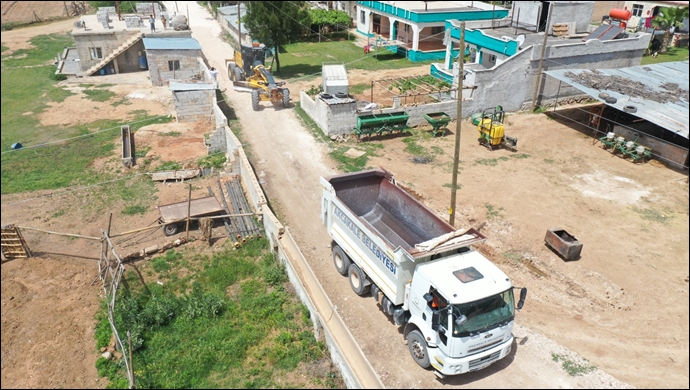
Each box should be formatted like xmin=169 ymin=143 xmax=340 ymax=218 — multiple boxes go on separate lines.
xmin=423 ymin=112 xmax=451 ymax=137
xmin=121 ymin=125 xmax=134 ymax=168
xmin=355 ymin=111 xmax=409 ymax=139
xmin=545 ymin=227 xmax=583 ymax=261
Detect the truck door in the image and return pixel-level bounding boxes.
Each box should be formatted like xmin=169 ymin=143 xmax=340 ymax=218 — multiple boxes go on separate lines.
xmin=426 ymin=288 xmax=452 ymax=357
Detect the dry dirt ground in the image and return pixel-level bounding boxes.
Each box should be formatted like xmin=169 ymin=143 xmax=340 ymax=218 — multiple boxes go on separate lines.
xmin=0 ymin=1 xmax=72 ymax=26
xmin=2 ymin=3 xmax=689 ymax=389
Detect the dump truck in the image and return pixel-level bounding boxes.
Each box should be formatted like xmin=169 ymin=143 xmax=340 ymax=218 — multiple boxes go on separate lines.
xmin=320 ymin=168 xmax=527 ymax=378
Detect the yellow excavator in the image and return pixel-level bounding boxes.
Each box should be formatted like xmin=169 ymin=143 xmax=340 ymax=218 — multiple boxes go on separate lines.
xmin=473 ymin=106 xmax=518 ymax=151
xmin=225 ymin=42 xmax=290 ymax=111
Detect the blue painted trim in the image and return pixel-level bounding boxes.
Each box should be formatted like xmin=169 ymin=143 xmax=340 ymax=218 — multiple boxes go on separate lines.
xmin=430 ymin=64 xmax=453 ymax=83
xmin=446 ymin=23 xmax=519 ymax=56
xmin=357 ymin=28 xmax=375 ymax=37
xmin=406 ymin=49 xmax=446 ymax=62
xmin=357 ymin=1 xmax=508 ymax=23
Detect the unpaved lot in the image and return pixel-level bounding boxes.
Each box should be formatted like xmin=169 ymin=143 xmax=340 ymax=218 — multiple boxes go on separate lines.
xmin=2 ymin=3 xmax=689 ymax=389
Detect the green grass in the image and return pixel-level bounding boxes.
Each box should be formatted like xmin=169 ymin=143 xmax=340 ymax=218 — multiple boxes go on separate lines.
xmin=276 ymin=40 xmax=435 ymax=80
xmin=348 ymin=83 xmax=371 ymax=95
xmin=197 ymin=153 xmax=227 ymax=169
xmin=329 ymin=142 xmax=383 ymax=172
xmin=160 ymin=131 xmax=182 ymax=137
xmin=83 ymin=88 xmax=116 ymax=102
xmin=551 ymin=353 xmax=597 ymax=376
xmin=443 ymin=183 xmax=461 ymax=190
xmin=631 ymin=206 xmax=673 ymax=224
xmin=641 ymin=46 xmax=689 ymax=65
xmin=94 ymin=239 xmax=337 ymax=388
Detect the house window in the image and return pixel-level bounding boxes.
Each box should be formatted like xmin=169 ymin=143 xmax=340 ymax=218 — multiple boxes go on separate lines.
xmin=90 ymin=47 xmax=103 ymax=60
xmin=632 ymin=4 xmax=644 ymax=17
xmin=431 ymin=26 xmax=444 ymax=35
xmin=168 ymin=60 xmax=180 ymax=71
xmin=404 ymin=24 xmax=410 ymax=33
xmin=360 ymin=10 xmax=365 ymax=24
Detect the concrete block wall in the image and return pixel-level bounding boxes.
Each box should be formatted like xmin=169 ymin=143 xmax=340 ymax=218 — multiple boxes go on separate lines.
xmin=116 ymin=41 xmax=146 ymax=74
xmin=147 ymin=49 xmax=204 ymax=85
xmin=172 ymin=89 xmax=214 ymax=123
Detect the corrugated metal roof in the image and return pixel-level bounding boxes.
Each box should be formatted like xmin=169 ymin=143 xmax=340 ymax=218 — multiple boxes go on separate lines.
xmin=545 ymin=61 xmax=689 ymax=139
xmin=143 ymin=38 xmax=202 ymax=50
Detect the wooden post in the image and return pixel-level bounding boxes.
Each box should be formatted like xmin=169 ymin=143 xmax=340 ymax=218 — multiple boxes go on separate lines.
xmin=531 ymin=4 xmax=553 ymax=112
xmin=237 ymin=1 xmax=242 ymax=44
xmin=185 ymin=184 xmax=192 ymax=240
xmin=449 ymin=22 xmax=465 ymax=227
xmin=151 ymin=1 xmax=155 ymax=18
xmin=127 ymin=330 xmax=135 ymax=389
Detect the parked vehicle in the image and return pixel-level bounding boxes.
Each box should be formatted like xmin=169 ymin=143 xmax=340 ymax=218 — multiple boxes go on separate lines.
xmin=320 ymin=168 xmax=526 ymax=377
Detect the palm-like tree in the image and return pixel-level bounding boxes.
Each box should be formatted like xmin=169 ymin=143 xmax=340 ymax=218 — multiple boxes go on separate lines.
xmin=651 ymin=6 xmax=689 ymax=54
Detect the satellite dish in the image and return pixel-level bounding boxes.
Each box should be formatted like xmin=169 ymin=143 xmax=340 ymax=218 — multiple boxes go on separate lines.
xmin=515 ymin=34 xmax=525 ymax=49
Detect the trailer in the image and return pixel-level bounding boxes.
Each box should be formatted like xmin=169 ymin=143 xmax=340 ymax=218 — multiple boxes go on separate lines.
xmin=157 ymin=196 xmax=224 ymax=236
xmin=321 ymin=168 xmax=526 ymax=377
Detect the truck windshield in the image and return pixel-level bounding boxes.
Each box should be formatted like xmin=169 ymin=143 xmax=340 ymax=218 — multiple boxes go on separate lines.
xmin=451 ymin=289 xmax=514 ymax=337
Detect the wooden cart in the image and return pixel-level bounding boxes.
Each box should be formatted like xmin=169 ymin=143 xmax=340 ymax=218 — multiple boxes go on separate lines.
xmin=157 ymin=196 xmax=224 ymax=236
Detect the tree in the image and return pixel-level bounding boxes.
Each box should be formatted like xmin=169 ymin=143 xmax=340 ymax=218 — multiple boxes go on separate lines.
xmin=651 ymin=6 xmax=689 ymax=54
xmin=243 ymin=1 xmax=310 ymax=73
xmin=308 ymin=9 xmax=351 ymax=34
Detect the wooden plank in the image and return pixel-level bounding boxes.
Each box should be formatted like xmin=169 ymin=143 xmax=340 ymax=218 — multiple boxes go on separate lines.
xmin=157 ymin=196 xmax=224 ymax=222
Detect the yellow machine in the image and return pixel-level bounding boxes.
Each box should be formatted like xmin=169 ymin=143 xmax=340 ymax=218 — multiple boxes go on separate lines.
xmin=475 ymin=106 xmax=517 ymax=151
xmin=225 ymin=42 xmax=290 ymax=111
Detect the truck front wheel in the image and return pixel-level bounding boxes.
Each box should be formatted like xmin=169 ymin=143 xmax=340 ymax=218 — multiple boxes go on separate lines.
xmin=348 ymin=264 xmax=370 ymax=296
xmin=333 ymin=246 xmax=351 ymax=276
xmin=407 ymin=330 xmax=431 ymax=368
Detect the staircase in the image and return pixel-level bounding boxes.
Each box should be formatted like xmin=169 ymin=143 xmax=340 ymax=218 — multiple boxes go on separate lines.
xmin=84 ymin=32 xmax=143 ymax=76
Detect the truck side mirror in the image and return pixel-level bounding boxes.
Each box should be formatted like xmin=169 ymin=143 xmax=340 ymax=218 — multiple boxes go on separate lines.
xmin=454 ymin=314 xmax=467 ymax=327
xmin=517 ymin=288 xmax=527 ymax=310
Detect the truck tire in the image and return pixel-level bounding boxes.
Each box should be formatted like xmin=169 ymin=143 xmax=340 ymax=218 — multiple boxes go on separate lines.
xmin=348 ymin=264 xmax=370 ymax=296
xmin=407 ymin=330 xmax=431 ymax=368
xmin=251 ymin=90 xmax=260 ymax=111
xmin=282 ymin=88 xmax=290 ymax=108
xmin=163 ymin=223 xmax=178 ymax=236
xmin=333 ymin=245 xmax=351 ymax=276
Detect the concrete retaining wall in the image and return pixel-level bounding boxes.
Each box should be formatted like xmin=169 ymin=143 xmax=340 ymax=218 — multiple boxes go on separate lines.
xmin=218 ymin=111 xmax=382 ymax=388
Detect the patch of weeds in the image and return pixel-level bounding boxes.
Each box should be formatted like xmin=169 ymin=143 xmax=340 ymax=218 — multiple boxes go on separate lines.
xmin=152 ymin=256 xmax=171 ymax=273
xmin=197 ymin=154 xmax=227 ymax=169
xmin=330 ymin=145 xmax=370 ymax=172
xmin=79 ymin=83 xmax=95 ymax=88
xmin=95 ymin=83 xmax=115 ymax=88
xmin=631 ymin=206 xmax=673 ymax=224
xmin=348 ymin=83 xmax=370 ymax=95
xmin=544 ymin=158 xmax=555 ymax=164
xmin=502 ymin=251 xmax=522 ymax=263
xmin=156 ymin=161 xmax=183 ymax=171
xmin=510 ymin=153 xmax=531 ymax=159
xmin=430 ymin=146 xmax=444 ymax=155
xmin=403 ymin=137 xmax=430 ymax=157
xmin=122 ymin=204 xmax=148 ymax=215
xmin=485 ymin=203 xmax=504 ymax=219
xmin=161 ymin=131 xmax=182 ymax=137
xmin=52 ymin=209 xmax=66 ymax=218
xmin=111 ymin=98 xmax=132 ymax=107
xmin=443 ymin=183 xmax=461 ymax=190
xmin=134 ymin=146 xmax=152 ymax=158
xmin=83 ymin=89 xmax=116 ymax=102
xmin=552 ymin=353 xmax=597 ymax=376
xmin=475 ymin=158 xmax=499 ymax=166
xmin=293 ymin=103 xmax=329 ymax=143
xmin=534 ymin=107 xmax=548 ymax=114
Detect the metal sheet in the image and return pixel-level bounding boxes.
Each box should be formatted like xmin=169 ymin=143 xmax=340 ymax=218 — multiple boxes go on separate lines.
xmin=545 ymin=61 xmax=689 ymax=139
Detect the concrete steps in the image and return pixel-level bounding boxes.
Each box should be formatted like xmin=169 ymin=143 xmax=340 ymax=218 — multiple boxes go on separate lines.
xmin=84 ymin=32 xmax=143 ymax=76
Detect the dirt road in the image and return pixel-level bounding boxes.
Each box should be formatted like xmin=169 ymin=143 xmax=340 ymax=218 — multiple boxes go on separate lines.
xmin=177 ymin=2 xmax=653 ymax=388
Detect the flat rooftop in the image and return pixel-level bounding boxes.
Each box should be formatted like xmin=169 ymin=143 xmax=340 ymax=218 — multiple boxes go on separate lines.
xmin=364 ymin=1 xmax=507 ymax=12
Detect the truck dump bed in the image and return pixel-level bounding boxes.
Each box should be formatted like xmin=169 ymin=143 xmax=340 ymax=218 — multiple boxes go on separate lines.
xmin=327 ymin=169 xmax=472 ymax=256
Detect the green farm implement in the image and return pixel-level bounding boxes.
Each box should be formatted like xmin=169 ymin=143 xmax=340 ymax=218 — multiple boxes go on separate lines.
xmin=599 ymin=132 xmax=652 ymax=163
xmin=423 ymin=112 xmax=452 ymax=137
xmin=354 ymin=111 xmax=410 ymax=140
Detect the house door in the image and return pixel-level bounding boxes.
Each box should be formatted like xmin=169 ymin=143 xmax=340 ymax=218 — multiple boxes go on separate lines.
xmin=538 ymin=1 xmax=551 ymax=32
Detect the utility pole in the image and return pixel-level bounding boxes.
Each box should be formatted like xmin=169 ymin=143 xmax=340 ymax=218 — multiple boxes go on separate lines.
xmin=449 ymin=22 xmax=465 ymax=227
xmin=531 ymin=5 xmax=553 ymax=111
xmin=237 ymin=1 xmax=242 ymax=44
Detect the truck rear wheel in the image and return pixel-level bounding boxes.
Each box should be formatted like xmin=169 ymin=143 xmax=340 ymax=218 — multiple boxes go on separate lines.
xmin=348 ymin=264 xmax=370 ymax=296
xmin=407 ymin=330 xmax=431 ymax=368
xmin=333 ymin=246 xmax=351 ymax=276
